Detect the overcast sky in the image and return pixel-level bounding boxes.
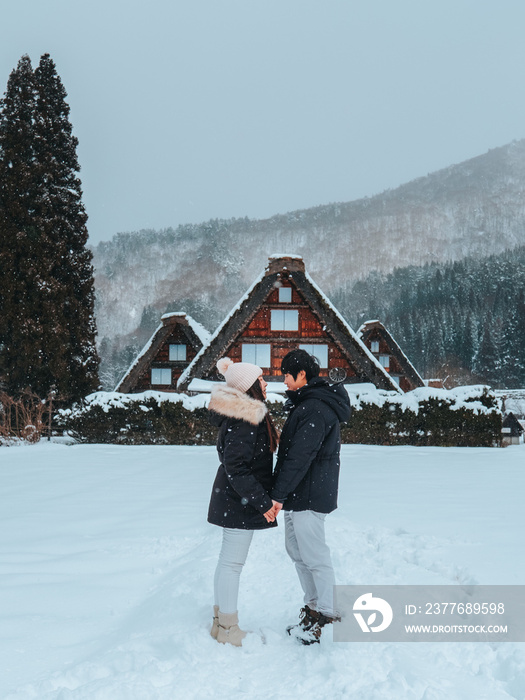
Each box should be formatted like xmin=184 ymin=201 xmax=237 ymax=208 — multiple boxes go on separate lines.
xmin=3 ymin=0 xmax=525 ymax=244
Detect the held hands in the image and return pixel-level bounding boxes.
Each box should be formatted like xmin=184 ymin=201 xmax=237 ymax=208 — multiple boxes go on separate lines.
xmin=263 ymin=500 xmax=283 ymax=523
xmin=272 ymin=499 xmax=283 ymax=516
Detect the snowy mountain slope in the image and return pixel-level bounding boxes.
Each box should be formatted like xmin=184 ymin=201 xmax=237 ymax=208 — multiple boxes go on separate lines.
xmin=2 ymin=443 xmax=524 ymax=700
xmin=92 ymin=139 xmax=525 ymax=341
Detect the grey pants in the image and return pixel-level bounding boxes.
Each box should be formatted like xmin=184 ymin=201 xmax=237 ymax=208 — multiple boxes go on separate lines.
xmin=284 ymin=510 xmax=336 ymax=617
xmin=213 ymin=528 xmax=254 ymax=614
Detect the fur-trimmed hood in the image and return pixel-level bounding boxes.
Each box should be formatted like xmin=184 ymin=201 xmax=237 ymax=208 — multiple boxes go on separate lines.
xmin=208 ymin=385 xmax=267 ymax=426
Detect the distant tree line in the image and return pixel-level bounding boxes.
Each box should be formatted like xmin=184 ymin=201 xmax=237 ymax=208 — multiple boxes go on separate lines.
xmin=333 ymin=247 xmax=525 ymax=388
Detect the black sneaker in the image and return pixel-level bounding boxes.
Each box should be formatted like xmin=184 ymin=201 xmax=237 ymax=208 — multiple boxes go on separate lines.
xmin=296 ymin=611 xmax=341 ymax=645
xmin=286 ymin=605 xmax=320 ymax=638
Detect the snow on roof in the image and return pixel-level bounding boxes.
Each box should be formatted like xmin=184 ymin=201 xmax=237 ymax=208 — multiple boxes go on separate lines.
xmin=357 ymin=320 xmax=380 ymax=332
xmin=160 ymin=312 xmax=211 ymax=346
xmin=268 ymin=253 xmax=303 ymax=260
xmin=185 ymin=315 xmax=212 ymax=346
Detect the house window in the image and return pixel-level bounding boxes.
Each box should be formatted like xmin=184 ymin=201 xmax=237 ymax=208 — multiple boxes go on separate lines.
xmin=279 ymin=287 xmax=292 ymax=303
xmin=371 ymin=340 xmax=380 ymax=353
xmin=271 ymin=309 xmax=298 ymax=331
xmin=299 ymin=344 xmax=328 ymax=368
xmin=169 ymin=344 xmax=187 ymax=361
xmin=391 ymin=375 xmax=400 ymax=386
xmin=242 ymin=344 xmax=271 ymax=368
xmin=379 ymin=355 xmax=390 ymax=369
xmin=151 ymin=368 xmax=172 ymax=385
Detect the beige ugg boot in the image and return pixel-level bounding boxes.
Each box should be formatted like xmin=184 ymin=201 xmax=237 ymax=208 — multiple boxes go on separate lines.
xmin=217 ymin=611 xmax=246 ymax=647
xmin=210 ymin=605 xmax=219 ymax=639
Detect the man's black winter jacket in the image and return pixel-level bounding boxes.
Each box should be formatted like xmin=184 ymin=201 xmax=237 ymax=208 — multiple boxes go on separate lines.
xmin=271 ymin=377 xmax=351 ymax=513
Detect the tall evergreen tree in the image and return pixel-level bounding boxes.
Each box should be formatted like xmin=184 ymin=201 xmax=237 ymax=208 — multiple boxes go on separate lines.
xmin=0 ymin=54 xmax=99 ymax=402
xmin=459 ymin=312 xmax=476 ymax=370
xmin=515 ymin=290 xmax=525 ymax=386
xmin=472 ymin=313 xmax=500 ymax=386
xmin=0 ymin=56 xmax=40 ymax=394
xmin=501 ymin=290 xmax=525 ymax=387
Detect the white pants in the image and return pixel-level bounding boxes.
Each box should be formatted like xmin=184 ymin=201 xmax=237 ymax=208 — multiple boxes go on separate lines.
xmin=213 ymin=528 xmax=254 ymax=614
xmin=284 ymin=510 xmax=336 ymax=617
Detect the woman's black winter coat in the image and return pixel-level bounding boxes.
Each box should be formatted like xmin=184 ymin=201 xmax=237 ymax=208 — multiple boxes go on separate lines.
xmin=271 ymin=377 xmax=351 ymax=513
xmin=207 ymin=385 xmax=276 ymax=530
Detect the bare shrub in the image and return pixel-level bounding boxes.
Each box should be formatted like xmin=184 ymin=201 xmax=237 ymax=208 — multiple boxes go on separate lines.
xmin=0 ymin=390 xmax=54 ymax=443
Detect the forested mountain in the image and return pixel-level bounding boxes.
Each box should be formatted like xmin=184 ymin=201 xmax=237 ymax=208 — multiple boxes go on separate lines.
xmin=333 ymin=247 xmax=525 ymax=388
xmin=92 ymin=139 xmax=525 ymax=389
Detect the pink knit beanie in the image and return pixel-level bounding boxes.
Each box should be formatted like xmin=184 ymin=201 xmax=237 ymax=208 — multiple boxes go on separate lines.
xmin=216 ymin=357 xmax=262 ymax=392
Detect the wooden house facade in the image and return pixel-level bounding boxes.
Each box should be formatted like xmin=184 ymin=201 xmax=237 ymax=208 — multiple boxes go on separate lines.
xmin=358 ymin=320 xmax=425 ymax=392
xmin=178 ymin=256 xmax=400 ymax=392
xmin=115 ymin=313 xmax=211 ymax=393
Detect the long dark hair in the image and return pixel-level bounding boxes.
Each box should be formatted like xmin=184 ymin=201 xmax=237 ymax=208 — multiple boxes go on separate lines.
xmin=246 ymin=378 xmax=279 ymax=453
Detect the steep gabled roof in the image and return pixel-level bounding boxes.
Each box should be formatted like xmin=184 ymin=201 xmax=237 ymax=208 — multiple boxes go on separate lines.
xmin=502 ymin=411 xmax=524 ymax=436
xmin=358 ymin=319 xmax=425 ymax=389
xmin=115 ymin=312 xmax=210 ymax=393
xmin=178 ymin=256 xmax=401 ymax=392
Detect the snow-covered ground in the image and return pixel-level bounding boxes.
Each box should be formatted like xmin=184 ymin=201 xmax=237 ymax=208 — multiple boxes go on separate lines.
xmin=1 ymin=443 xmax=524 ymax=700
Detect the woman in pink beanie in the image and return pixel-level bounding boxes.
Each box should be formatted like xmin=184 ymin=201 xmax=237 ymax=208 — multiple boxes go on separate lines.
xmin=207 ymin=357 xmax=279 ymax=646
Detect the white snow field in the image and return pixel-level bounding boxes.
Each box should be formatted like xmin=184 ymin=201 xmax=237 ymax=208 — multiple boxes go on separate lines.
xmin=1 ymin=443 xmax=525 ymax=700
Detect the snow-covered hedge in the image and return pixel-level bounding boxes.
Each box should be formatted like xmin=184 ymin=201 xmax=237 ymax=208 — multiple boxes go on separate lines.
xmin=340 ymin=385 xmax=501 ymax=447
xmin=56 ymin=391 xmax=217 ymax=445
xmin=56 ymin=385 xmax=501 ymax=447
